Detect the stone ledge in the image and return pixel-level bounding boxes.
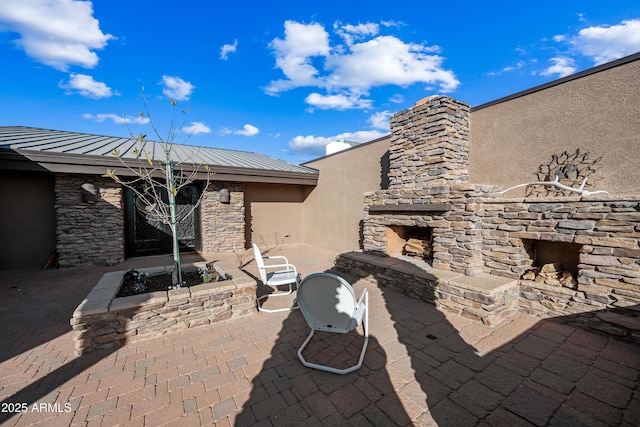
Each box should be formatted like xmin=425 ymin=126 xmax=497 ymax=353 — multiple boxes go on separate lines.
xmin=448 ymin=274 xmax=517 ymax=295
xmin=336 ymin=252 xmax=519 ymax=327
xmin=339 ymin=251 xmax=514 ymax=291
xmin=86 ymin=287 xmax=119 ymax=303
xmin=191 ymin=281 xmax=236 ymax=296
xmin=480 ymin=195 xmax=640 ymax=204
xmin=93 ymin=271 xmax=124 ymax=290
xmin=368 ymin=203 xmax=452 ymax=213
xmin=168 ymin=287 xmax=190 ymax=300
xmin=73 ymin=298 xmax=110 ymax=317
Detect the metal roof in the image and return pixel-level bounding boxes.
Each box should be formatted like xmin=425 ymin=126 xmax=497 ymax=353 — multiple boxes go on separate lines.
xmin=0 ymin=126 xmax=319 ymax=184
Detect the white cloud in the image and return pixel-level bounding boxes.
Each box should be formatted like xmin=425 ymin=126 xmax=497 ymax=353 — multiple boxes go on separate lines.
xmin=368 ymin=111 xmax=391 ymax=130
xmin=389 ymin=94 xmax=404 ymax=104
xmin=541 ymin=57 xmax=577 ymax=78
xmin=220 ymin=39 xmax=238 ymax=60
xmin=266 ymin=20 xmax=458 ymax=107
xmin=0 ymin=0 xmax=113 ymax=71
xmin=160 ymin=75 xmax=195 ymax=101
xmin=220 ymin=124 xmax=259 ymax=137
xmin=334 ymin=21 xmax=379 ymax=46
xmin=266 ymin=21 xmax=331 ymax=94
xmin=82 ymin=113 xmax=150 ymax=125
xmin=326 ymin=36 xmax=454 ymax=89
xmin=570 ymin=19 xmax=640 ymax=65
xmin=380 ymin=20 xmax=405 ymax=29
xmin=236 ymin=124 xmax=259 ymax=136
xmin=305 ymin=92 xmax=373 ymax=110
xmin=59 ymin=73 xmax=112 ymax=98
xmin=182 ymin=122 xmax=211 ymax=135
xmin=289 ymin=129 xmax=386 ymax=154
xmin=501 ymin=60 xmax=526 ymax=73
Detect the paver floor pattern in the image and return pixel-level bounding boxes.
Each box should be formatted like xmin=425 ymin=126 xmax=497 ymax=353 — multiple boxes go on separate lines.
xmin=1 ymin=244 xmax=638 ymax=426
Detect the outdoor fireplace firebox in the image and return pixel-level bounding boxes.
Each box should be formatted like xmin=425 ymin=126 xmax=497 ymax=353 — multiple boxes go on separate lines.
xmin=386 ymin=226 xmax=433 ymax=261
xmin=521 ymin=240 xmax=582 ymax=289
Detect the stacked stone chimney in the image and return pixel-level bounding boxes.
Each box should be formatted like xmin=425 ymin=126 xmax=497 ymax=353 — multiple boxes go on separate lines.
xmin=388 ymin=95 xmax=470 ymax=192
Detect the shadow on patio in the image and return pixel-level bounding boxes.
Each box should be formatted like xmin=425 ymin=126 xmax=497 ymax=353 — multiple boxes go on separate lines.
xmin=236 ymin=249 xmax=640 ymax=426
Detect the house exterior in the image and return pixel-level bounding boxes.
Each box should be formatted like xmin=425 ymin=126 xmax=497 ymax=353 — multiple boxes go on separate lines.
xmin=0 ymin=128 xmax=318 ymax=269
xmin=1 ymin=52 xmax=638 ymax=274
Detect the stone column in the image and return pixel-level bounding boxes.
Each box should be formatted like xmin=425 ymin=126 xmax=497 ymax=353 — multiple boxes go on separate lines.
xmin=200 ymin=182 xmax=245 ymax=253
xmin=54 ymin=174 xmax=124 ymax=267
xmin=388 ymin=95 xmax=470 ymax=192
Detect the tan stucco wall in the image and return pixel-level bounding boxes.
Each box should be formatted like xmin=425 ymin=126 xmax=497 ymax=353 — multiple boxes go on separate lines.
xmin=0 ymin=171 xmax=56 ymax=269
xmin=469 ymin=59 xmax=640 ymax=195
xmin=302 ymin=138 xmax=391 ymax=253
xmin=244 ymin=182 xmax=312 ymax=248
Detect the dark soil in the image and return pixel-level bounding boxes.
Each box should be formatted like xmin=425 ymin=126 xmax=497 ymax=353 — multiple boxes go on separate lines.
xmin=116 ymin=269 xmax=223 ymax=298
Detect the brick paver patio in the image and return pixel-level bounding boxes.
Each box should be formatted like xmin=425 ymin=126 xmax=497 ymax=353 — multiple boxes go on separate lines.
xmin=1 ymin=244 xmax=638 ymax=426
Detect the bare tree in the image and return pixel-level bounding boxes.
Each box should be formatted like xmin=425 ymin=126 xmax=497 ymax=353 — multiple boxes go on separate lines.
xmin=104 ymin=96 xmax=212 ymax=285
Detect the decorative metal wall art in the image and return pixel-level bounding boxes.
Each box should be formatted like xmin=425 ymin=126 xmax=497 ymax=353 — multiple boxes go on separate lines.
xmin=497 ymin=149 xmax=608 ymax=197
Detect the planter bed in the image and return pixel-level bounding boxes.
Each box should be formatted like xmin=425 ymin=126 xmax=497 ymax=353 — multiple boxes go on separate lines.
xmin=70 ymin=261 xmax=256 ymax=355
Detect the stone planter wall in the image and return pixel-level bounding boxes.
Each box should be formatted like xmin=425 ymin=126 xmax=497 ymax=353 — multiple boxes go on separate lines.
xmin=55 ymin=174 xmax=124 ymax=267
xmin=70 ymin=261 xmax=256 ymax=355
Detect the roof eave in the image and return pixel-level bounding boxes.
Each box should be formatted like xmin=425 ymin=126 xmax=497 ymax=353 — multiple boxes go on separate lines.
xmin=0 ymin=149 xmax=319 ymax=186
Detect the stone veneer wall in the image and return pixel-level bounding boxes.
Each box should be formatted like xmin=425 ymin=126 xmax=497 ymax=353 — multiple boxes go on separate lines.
xmin=201 ymin=182 xmax=245 ymax=253
xmin=54 ymin=176 xmax=245 ymax=267
xmin=55 ymin=173 xmax=124 ymax=267
xmin=479 ymin=196 xmax=640 ymax=335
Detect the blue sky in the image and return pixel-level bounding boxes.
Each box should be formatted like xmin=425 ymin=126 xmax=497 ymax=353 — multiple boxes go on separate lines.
xmin=1 ymin=1 xmax=639 ymax=164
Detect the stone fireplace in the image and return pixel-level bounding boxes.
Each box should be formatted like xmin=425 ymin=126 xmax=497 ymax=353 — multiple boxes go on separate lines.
xmin=362 ymin=96 xmax=486 ymax=276
xmin=341 ymin=95 xmax=640 ymax=338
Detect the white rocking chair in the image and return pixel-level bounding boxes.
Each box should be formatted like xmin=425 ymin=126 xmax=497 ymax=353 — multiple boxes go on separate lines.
xmin=296 ymin=273 xmax=369 ymax=374
xmin=252 ymin=243 xmax=300 ymax=313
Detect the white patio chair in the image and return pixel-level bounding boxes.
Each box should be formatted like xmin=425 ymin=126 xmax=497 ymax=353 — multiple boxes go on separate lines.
xmin=296 ymin=272 xmax=369 ymax=374
xmin=252 ymin=243 xmax=300 ymax=313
